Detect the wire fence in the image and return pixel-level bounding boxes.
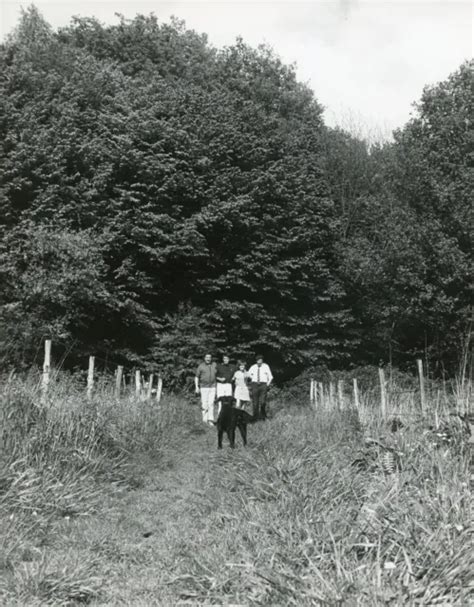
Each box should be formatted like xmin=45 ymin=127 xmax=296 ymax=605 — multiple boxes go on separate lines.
xmin=2 ymin=339 xmax=473 ymax=425
xmin=307 ymin=366 xmax=473 ymax=425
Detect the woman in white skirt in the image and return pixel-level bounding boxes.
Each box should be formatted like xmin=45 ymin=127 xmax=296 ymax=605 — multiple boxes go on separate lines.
xmin=233 ymin=361 xmax=251 ymax=412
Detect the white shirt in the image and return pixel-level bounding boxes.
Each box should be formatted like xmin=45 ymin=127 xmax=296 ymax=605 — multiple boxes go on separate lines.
xmin=248 ymin=363 xmax=273 ymax=385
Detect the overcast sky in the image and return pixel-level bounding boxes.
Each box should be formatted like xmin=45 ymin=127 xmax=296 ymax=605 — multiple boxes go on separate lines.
xmin=2 ymin=1 xmax=472 ymax=139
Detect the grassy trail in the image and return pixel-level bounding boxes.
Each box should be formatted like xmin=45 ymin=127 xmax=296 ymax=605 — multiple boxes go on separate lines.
xmin=57 ymin=414 xmax=259 ymax=606
xmin=2 ymin=396 xmax=472 ymax=606
xmin=93 ymin=425 xmax=216 ymax=603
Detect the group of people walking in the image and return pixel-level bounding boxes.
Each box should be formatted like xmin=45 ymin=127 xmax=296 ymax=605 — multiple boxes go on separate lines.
xmin=195 ymin=354 xmax=273 ymax=425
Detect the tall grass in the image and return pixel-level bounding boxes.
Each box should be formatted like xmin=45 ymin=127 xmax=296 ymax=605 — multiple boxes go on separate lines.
xmin=161 ymin=407 xmax=472 ymax=605
xmin=0 ymin=373 xmax=189 ymax=604
xmin=0 ymin=371 xmax=472 ymax=605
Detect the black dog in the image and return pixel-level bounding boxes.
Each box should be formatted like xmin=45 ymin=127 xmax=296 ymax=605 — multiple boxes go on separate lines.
xmin=216 ymin=396 xmax=250 ymax=449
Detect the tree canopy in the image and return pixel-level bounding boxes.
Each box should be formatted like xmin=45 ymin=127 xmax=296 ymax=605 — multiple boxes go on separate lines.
xmin=0 ymin=7 xmax=471 ymax=382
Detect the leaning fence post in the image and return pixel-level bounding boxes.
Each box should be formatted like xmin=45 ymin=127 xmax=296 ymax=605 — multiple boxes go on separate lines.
xmin=87 ymin=356 xmax=95 ymax=400
xmin=115 ymin=366 xmax=123 ymax=398
xmin=41 ymin=339 xmax=51 ymax=403
xmin=352 ymin=378 xmax=359 ymax=409
xmin=135 ymin=370 xmax=141 ymax=398
xmin=337 ymin=380 xmax=344 ymax=410
xmin=417 ymin=359 xmax=426 ymax=414
xmin=156 ymin=375 xmax=163 ymax=403
xmin=378 ymin=367 xmax=387 ymax=419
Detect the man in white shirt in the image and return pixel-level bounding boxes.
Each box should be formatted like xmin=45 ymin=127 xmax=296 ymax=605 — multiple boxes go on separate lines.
xmin=248 ymin=354 xmax=273 ymax=421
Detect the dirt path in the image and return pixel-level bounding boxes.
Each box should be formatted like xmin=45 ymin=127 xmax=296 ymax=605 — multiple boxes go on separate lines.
xmin=65 ymin=420 xmax=252 ymax=606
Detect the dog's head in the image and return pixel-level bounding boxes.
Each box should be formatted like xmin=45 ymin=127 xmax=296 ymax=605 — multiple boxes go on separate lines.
xmin=216 ymin=396 xmax=235 ymax=408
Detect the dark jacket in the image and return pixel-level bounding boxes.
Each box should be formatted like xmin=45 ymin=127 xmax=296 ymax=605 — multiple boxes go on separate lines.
xmin=216 ymin=363 xmax=235 ymax=383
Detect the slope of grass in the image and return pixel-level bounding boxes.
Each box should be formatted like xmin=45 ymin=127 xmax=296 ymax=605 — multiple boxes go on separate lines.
xmin=0 ymin=377 xmax=472 ymax=605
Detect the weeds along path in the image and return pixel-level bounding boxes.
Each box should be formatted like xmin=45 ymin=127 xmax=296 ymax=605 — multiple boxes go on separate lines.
xmin=2 ymin=400 xmax=472 ymax=606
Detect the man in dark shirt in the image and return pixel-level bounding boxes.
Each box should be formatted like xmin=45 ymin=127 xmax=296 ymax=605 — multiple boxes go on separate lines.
xmin=195 ymin=353 xmax=217 ymax=425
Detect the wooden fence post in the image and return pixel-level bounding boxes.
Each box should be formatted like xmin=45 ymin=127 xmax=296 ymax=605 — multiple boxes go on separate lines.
xmin=329 ymin=382 xmax=335 ymax=410
xmin=318 ymin=382 xmax=324 ymax=410
xmin=115 ymin=366 xmax=123 ymax=398
xmin=434 ymin=389 xmax=440 ymax=430
xmin=135 ymin=370 xmax=141 ymax=398
xmin=41 ymin=339 xmax=51 ymax=403
xmin=353 ymin=378 xmax=359 ymax=410
xmin=87 ymin=356 xmax=95 ymax=400
xmin=156 ymin=375 xmax=163 ymax=403
xmin=337 ymin=380 xmax=344 ymax=410
xmin=417 ymin=359 xmax=426 ymax=414
xmin=147 ymin=374 xmax=154 ymax=400
xmin=378 ymin=367 xmax=387 ymax=419
xmin=310 ymin=378 xmax=316 ymax=408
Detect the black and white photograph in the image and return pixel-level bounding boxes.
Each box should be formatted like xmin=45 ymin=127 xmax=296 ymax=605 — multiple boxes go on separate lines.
xmin=0 ymin=0 xmax=472 ymax=604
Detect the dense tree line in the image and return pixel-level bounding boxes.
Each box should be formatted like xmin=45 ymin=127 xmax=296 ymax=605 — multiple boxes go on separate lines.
xmin=0 ymin=8 xmax=471 ymax=384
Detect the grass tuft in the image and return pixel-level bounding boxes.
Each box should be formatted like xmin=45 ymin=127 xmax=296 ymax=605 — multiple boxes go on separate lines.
xmin=2 ymin=557 xmax=103 ymax=605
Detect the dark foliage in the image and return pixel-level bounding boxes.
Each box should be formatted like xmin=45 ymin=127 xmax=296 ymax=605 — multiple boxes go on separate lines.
xmin=0 ymin=7 xmax=471 ymax=382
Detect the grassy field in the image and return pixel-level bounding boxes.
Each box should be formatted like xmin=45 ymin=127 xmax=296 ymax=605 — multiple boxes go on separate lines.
xmin=0 ymin=374 xmax=472 ymax=606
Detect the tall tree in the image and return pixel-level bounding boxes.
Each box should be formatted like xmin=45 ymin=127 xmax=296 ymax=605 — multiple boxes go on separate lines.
xmin=337 ymin=62 xmax=473 ymax=371
xmin=0 ymin=10 xmax=353 ymax=378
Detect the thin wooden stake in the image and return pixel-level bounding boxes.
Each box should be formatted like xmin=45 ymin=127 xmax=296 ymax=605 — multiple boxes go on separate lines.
xmin=318 ymin=382 xmax=324 ymax=410
xmin=329 ymin=382 xmax=335 ymax=410
xmin=115 ymin=366 xmax=123 ymax=397
xmin=434 ymin=389 xmax=440 ymax=430
xmin=135 ymin=370 xmax=141 ymax=398
xmin=353 ymin=378 xmax=360 ymax=409
xmin=468 ymin=379 xmax=472 ymax=416
xmin=147 ymin=374 xmax=154 ymax=400
xmin=417 ymin=359 xmax=426 ymax=414
xmin=310 ymin=378 xmax=315 ymax=408
xmin=337 ymin=380 xmax=344 ymax=410
xmin=41 ymin=339 xmax=51 ymax=403
xmin=87 ymin=356 xmax=95 ymax=400
xmin=156 ymin=375 xmax=163 ymax=403
xmin=378 ymin=367 xmax=387 ymax=419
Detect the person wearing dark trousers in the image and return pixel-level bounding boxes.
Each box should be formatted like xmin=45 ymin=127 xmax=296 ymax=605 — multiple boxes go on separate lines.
xmin=216 ymin=354 xmax=235 ymax=416
xmin=248 ymin=354 xmax=273 ymax=421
